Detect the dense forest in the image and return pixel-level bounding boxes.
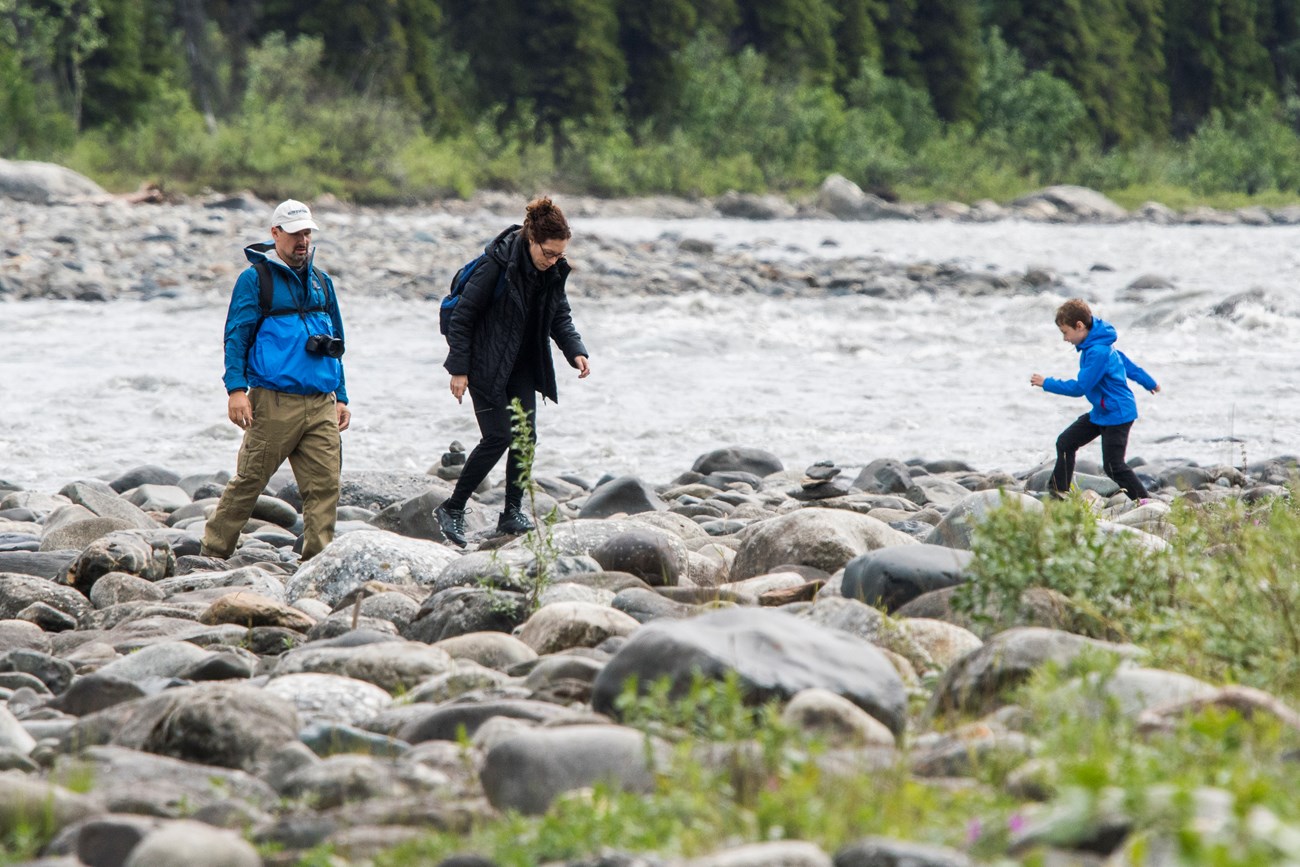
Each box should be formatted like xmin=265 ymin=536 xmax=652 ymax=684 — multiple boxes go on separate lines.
xmin=5 ymin=0 xmax=1300 ymax=203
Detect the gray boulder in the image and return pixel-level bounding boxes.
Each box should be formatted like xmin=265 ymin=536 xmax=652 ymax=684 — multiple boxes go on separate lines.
xmin=82 ymin=683 xmax=299 ymax=771
xmin=834 ymin=836 xmax=974 ymax=867
xmin=928 ymin=627 xmax=1140 ymax=718
xmin=841 ymin=545 xmax=973 ymax=612
xmin=279 ymin=470 xmax=444 ymax=511
xmin=0 ymin=551 xmax=78 ymax=580
xmin=59 ymin=481 xmax=159 ymax=530
xmin=122 ymin=485 xmax=192 ymax=515
xmin=592 ymin=607 xmax=908 ymax=735
xmin=1011 ymin=185 xmax=1127 ymax=221
xmin=692 ymin=446 xmax=784 ymax=477
xmin=396 ymin=699 xmax=570 ymax=743
xmin=57 ymin=744 xmax=277 ymax=815
xmin=285 ymin=530 xmax=460 ymax=606
xmin=480 ymin=724 xmax=664 ymax=815
xmin=591 ymin=528 xmax=687 ymax=586
xmin=109 ymin=465 xmax=182 ymax=493
xmin=579 ymin=476 xmax=668 ymax=519
xmin=404 ymin=586 xmax=528 ymax=643
xmin=263 ymin=672 xmax=394 ymax=727
xmin=273 ymin=639 xmax=454 ymax=693
xmin=731 ymin=508 xmax=915 ymax=581
xmin=0 ymin=159 xmax=107 ymax=203
xmin=714 ymin=191 xmax=797 ymax=220
xmin=66 ymin=530 xmax=174 ymax=593
xmin=926 ymin=490 xmax=1043 ymax=550
xmin=852 ymin=459 xmax=924 ymax=503
xmin=370 ymin=489 xmax=488 ymax=542
xmin=0 ymin=573 xmax=92 ymax=623
xmin=40 ymin=516 xmax=136 ymax=552
xmin=123 ymin=819 xmax=262 ymax=867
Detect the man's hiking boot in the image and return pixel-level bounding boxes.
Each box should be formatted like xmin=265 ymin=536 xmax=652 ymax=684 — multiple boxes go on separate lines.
xmin=435 ymin=503 xmax=468 ymax=548
xmin=497 ymin=505 xmax=534 ymax=535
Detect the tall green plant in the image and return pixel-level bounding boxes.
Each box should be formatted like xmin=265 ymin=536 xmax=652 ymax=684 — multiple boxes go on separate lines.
xmin=507 ymin=397 xmax=559 ymax=614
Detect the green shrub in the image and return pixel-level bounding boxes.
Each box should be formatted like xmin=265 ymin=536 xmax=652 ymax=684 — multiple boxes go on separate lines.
xmin=1175 ymin=100 xmax=1300 ymax=195
xmin=952 ymin=488 xmax=1300 ymax=701
xmin=952 ymin=494 xmax=1174 ymax=640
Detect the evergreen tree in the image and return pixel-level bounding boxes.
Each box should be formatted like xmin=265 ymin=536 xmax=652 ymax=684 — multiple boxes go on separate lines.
xmin=833 ymin=0 xmax=884 ymax=91
xmin=734 ymin=0 xmax=838 ymax=83
xmin=1256 ymin=0 xmax=1300 ymax=96
xmin=913 ymin=0 xmax=980 ymax=122
xmin=526 ymin=0 xmax=626 ymax=146
xmin=616 ymin=0 xmax=696 ymax=121
xmin=78 ymin=0 xmax=172 ymax=128
xmin=877 ymin=0 xmax=924 ymax=88
xmin=1165 ymin=0 xmax=1273 ymax=135
xmin=1125 ymin=0 xmax=1171 ymax=139
xmin=984 ymin=0 xmax=1166 ymax=144
xmin=258 ymin=0 xmax=445 ymax=119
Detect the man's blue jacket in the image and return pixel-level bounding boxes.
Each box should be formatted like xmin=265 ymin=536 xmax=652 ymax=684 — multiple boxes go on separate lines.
xmin=221 ymin=243 xmax=347 ymax=403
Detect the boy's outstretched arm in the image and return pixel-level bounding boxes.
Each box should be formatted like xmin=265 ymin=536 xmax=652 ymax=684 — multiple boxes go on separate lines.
xmin=1119 ymin=350 xmax=1160 ymax=393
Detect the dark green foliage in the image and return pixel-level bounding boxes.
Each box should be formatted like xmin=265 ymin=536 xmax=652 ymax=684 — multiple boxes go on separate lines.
xmin=733 ymin=0 xmax=839 ymax=84
xmin=913 ymin=0 xmax=980 ymax=122
xmin=529 ymin=0 xmax=625 ymax=140
xmin=1166 ymin=0 xmax=1274 ymax=135
xmin=831 ymin=0 xmax=884 ymax=91
xmin=616 ymin=0 xmax=696 ymax=121
xmin=257 ymin=0 xmax=446 ymax=120
xmin=78 ymin=0 xmax=173 ymax=128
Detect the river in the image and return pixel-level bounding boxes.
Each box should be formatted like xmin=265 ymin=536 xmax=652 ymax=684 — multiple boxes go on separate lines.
xmin=2 ymin=217 xmax=1297 ymax=493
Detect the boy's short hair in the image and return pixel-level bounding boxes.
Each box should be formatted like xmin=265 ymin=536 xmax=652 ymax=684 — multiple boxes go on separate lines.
xmin=1055 ymin=298 xmax=1093 ymax=329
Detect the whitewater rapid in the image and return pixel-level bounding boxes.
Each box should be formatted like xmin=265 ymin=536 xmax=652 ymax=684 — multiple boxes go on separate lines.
xmin=3 ymin=217 xmax=1297 ymax=493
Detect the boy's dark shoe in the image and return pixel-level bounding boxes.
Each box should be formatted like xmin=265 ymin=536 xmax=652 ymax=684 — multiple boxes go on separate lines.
xmin=497 ymin=506 xmax=534 ymax=535
xmin=435 ymin=503 xmax=468 ymax=548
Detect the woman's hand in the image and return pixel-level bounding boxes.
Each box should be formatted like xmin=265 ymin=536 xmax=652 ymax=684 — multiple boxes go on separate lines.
xmin=575 ymin=356 xmax=591 ymax=379
xmin=450 ymin=375 xmax=468 ymax=404
xmin=1030 ymin=373 xmax=1045 ymax=388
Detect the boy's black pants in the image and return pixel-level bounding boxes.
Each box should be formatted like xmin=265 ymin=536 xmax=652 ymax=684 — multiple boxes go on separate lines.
xmin=1051 ymin=413 xmax=1149 ymax=501
xmin=446 ymin=364 xmax=537 ymax=512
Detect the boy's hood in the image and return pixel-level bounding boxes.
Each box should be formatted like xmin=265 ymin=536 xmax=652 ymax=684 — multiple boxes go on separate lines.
xmin=1078 ymin=318 xmax=1118 ymax=352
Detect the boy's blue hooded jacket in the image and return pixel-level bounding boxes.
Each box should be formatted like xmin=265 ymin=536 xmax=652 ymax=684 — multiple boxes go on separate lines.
xmin=221 ymin=243 xmax=348 ymax=403
xmin=1042 ymin=318 xmax=1156 ymax=425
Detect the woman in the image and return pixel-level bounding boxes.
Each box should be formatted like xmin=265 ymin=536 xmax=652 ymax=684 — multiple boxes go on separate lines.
xmin=436 ymin=196 xmax=591 ymax=547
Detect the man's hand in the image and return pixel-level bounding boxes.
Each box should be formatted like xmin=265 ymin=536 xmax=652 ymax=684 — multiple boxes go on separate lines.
xmin=337 ymin=402 xmax=351 ymax=432
xmin=575 ymin=356 xmax=591 ymax=379
xmin=228 ymin=391 xmax=253 ymax=428
xmin=1030 ymin=373 xmax=1045 ymax=388
xmin=450 ymin=375 xmax=468 ymax=404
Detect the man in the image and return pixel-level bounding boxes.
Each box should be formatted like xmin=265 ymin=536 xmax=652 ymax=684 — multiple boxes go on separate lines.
xmin=200 ymin=199 xmax=351 ymax=561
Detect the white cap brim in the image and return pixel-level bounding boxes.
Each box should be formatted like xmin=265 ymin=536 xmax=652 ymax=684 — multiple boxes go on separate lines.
xmin=278 ymin=218 xmax=319 ymax=233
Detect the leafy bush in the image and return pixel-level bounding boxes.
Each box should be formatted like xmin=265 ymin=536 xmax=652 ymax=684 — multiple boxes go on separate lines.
xmin=977 ymin=28 xmax=1091 ymax=180
xmin=1175 ymin=99 xmax=1300 ymax=195
xmin=952 ymin=488 xmax=1300 ymax=701
xmin=952 ymin=494 xmax=1173 ymax=640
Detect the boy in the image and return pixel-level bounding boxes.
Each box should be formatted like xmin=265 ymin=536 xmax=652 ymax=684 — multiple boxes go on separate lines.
xmin=1030 ymin=298 xmax=1159 ymax=500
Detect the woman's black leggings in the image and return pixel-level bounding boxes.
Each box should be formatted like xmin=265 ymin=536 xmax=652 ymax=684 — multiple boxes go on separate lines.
xmin=1051 ymin=413 xmax=1148 ymax=500
xmin=446 ymin=364 xmax=537 ymax=511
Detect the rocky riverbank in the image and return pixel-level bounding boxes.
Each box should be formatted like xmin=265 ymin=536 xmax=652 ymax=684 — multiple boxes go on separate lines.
xmin=3 ymin=157 xmax=1298 ymax=306
xmin=1 ymin=446 xmax=1299 ymax=865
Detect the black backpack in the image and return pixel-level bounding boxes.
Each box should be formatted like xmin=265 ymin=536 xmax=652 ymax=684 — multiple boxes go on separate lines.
xmin=440 ymin=253 xmax=507 ymax=336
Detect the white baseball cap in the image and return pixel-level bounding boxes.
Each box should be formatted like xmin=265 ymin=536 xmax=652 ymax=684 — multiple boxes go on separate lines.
xmin=271 ymin=199 xmax=319 ymax=233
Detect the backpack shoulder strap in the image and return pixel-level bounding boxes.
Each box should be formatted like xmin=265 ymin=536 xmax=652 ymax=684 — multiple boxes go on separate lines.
xmin=253 ymin=261 xmax=274 ymax=316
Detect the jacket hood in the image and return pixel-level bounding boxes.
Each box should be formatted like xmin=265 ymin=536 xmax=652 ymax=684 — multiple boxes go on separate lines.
xmin=485 ymin=224 xmax=572 ymax=280
xmin=485 ymin=225 xmax=521 ymax=264
xmin=244 ymin=241 xmax=316 ymax=273
xmin=1078 ymin=318 xmax=1118 ymax=352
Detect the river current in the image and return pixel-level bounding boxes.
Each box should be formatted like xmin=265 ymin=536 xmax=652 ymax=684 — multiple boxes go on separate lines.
xmin=3 ymin=217 xmax=1298 ymax=493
